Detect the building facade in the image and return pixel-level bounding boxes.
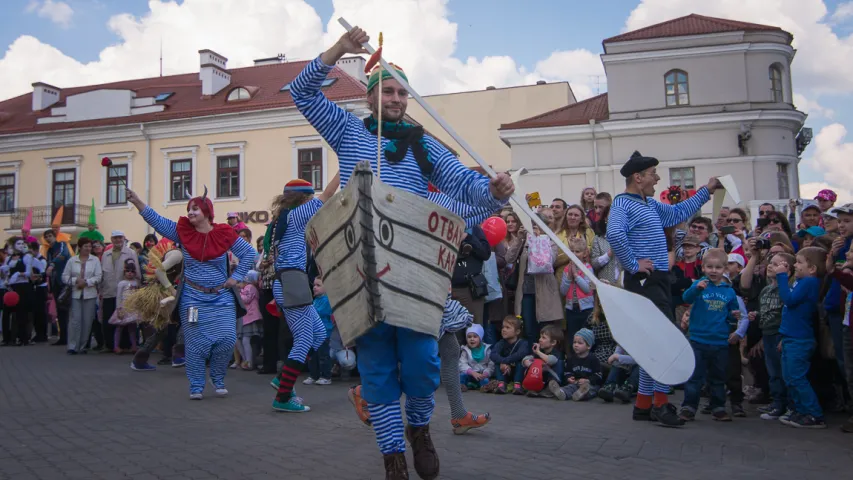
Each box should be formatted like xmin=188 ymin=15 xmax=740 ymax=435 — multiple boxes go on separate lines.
xmin=500 ymin=14 xmax=810 ymax=216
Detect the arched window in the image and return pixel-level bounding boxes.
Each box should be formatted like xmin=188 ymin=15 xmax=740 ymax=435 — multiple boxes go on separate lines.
xmin=226 ymin=87 xmax=251 ymax=102
xmin=770 ymin=65 xmax=784 ymax=102
xmin=664 ymin=70 xmax=689 ymax=106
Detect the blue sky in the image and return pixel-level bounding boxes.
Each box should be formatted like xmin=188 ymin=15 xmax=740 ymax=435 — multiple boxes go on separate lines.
xmin=2 ymin=0 xmax=852 ymax=199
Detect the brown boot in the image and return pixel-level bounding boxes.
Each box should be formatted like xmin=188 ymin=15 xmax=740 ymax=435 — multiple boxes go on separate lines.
xmin=383 ymin=452 xmax=409 ymax=480
xmin=405 ymin=424 xmax=439 ymax=480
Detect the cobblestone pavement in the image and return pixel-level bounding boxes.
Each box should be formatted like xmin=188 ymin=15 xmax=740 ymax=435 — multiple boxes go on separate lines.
xmin=1 ymin=344 xmax=852 ymax=479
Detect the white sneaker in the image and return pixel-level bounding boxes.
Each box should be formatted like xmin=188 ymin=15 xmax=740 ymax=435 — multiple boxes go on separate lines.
xmin=302 ymin=377 xmax=316 ymax=385
xmin=215 ymin=388 xmax=228 ymax=397
xmin=229 ymin=362 xmax=238 ymax=369
xmin=315 ymin=378 xmax=332 ymax=385
xmin=189 ymin=393 xmax=203 ymax=400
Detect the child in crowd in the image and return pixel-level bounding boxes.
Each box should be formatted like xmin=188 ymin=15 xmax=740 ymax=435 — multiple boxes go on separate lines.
xmin=561 ymin=237 xmax=594 ymax=340
xmin=459 ymin=324 xmax=494 ymax=391
xmin=521 ymin=324 xmax=565 ymax=397
xmin=305 ymin=276 xmax=333 ymax=385
xmin=548 ymin=328 xmax=602 ymax=401
xmin=672 ymin=234 xmax=704 ymax=327
xmin=723 ymin=252 xmax=749 ymax=417
xmin=752 ymin=252 xmax=796 ymax=420
xmin=235 ymin=271 xmax=262 ymax=370
xmin=598 ymin=345 xmax=639 ymax=403
xmin=483 ymin=316 xmax=530 ymax=395
xmin=796 ymin=226 xmax=826 ymax=249
xmin=678 ymin=249 xmax=745 ymax=422
xmin=774 ymin=246 xmax=827 ymax=428
xmin=727 ymin=253 xmax=745 ymax=279
xmin=108 ymin=259 xmax=140 ymax=354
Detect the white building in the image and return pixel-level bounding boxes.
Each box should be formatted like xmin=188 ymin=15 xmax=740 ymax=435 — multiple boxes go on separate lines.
xmin=500 ymin=14 xmax=811 ymax=215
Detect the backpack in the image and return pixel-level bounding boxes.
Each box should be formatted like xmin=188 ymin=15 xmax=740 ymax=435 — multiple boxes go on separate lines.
xmin=522 ymin=359 xmax=545 ymax=392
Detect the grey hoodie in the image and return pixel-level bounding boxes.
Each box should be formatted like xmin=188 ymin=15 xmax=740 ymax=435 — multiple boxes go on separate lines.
xmin=459 ymin=343 xmax=494 ymax=378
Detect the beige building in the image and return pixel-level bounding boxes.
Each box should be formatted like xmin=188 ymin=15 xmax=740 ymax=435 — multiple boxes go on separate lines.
xmin=500 ymin=14 xmax=811 ymax=216
xmin=0 ymin=51 xmax=568 ymax=242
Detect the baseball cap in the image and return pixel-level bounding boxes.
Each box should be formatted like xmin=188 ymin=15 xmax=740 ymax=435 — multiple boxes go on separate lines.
xmin=822 ymin=211 xmax=838 ymax=220
xmin=681 ymin=234 xmax=702 ymax=246
xmin=727 ymin=253 xmax=745 ymax=268
xmin=796 ymin=226 xmax=826 ymax=238
xmin=831 ymin=203 xmax=853 ymax=215
xmin=815 ymin=189 xmax=837 ymax=202
xmin=110 ymin=230 xmax=125 ymax=238
xmin=802 ymin=204 xmax=821 ymax=213
xmin=227 ymin=212 xmax=238 ymax=218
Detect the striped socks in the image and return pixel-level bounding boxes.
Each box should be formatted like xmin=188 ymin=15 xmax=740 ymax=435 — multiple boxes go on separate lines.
xmin=439 ymin=334 xmax=468 ymax=419
xmin=369 ymin=401 xmax=406 ymax=454
xmin=275 ymin=359 xmax=303 ymax=403
xmin=405 ymin=394 xmax=435 ymax=427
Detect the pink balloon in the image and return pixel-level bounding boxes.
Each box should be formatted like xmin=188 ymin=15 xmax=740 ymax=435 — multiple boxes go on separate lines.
xmin=482 ymin=217 xmax=507 ymax=247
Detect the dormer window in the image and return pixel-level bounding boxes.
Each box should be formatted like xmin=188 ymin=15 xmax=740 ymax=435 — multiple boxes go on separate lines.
xmin=770 ymin=65 xmax=784 ymax=102
xmin=280 ymin=78 xmax=337 ymax=92
xmin=226 ymin=87 xmax=251 ymax=102
xmin=664 ymin=70 xmax=689 ymax=106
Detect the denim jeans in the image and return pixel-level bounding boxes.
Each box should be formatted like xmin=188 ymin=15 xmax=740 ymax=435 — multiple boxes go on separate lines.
xmin=483 ymin=322 xmax=501 ymax=346
xmin=605 ymin=364 xmax=639 ymax=388
xmin=460 ymin=373 xmax=490 ymax=387
xmin=564 ymin=305 xmax=590 ymax=342
xmin=494 ymin=364 xmax=524 ymax=384
xmin=307 ymin=337 xmax=332 ymax=380
xmin=781 ymin=336 xmax=823 ymax=418
xmin=521 ymin=294 xmax=539 ymax=342
xmin=762 ymin=333 xmax=787 ymax=411
xmin=682 ymin=341 xmax=728 ymax=412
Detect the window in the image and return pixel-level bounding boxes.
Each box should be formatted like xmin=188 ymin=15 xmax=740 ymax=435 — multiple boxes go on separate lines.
xmin=216 ymin=155 xmax=240 ymax=198
xmin=280 ymin=78 xmax=336 ymax=92
xmin=52 ymin=168 xmax=76 ymax=223
xmin=154 ymin=92 xmax=174 ymax=102
xmin=298 ymin=148 xmax=323 ymax=190
xmin=226 ymin=88 xmax=251 ymax=102
xmin=170 ymin=159 xmax=192 ymax=202
xmin=0 ymin=174 xmax=14 ymax=213
xmin=777 ymin=163 xmax=790 ymax=199
xmin=664 ymin=70 xmax=689 ymax=106
xmin=670 ymin=167 xmax=695 ymax=190
xmin=770 ymin=65 xmax=784 ymax=102
xmin=105 ymin=164 xmax=128 ymax=205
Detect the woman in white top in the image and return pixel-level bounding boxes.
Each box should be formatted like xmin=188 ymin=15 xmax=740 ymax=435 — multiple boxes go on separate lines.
xmin=61 ymin=238 xmax=103 ymax=354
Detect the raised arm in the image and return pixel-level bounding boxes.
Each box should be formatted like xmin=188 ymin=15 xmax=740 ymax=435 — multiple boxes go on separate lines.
xmin=126 ymin=188 xmax=179 ymax=242
xmin=429 ymin=145 xmax=507 ymax=212
xmin=776 ymin=274 xmax=816 ymax=308
xmin=229 ymin=237 xmax=257 ymax=283
xmin=606 ymin=201 xmax=640 ymax=274
xmin=654 ymin=187 xmax=711 ymax=228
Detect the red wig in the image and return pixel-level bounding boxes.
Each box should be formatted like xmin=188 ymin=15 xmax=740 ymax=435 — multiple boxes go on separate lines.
xmin=187 ymin=196 xmax=215 ymax=222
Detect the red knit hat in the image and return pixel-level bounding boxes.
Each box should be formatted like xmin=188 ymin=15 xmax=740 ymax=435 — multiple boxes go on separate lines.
xmin=284 ymin=179 xmax=315 ymax=194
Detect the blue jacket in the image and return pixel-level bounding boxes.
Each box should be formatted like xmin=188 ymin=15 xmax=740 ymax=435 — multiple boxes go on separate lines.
xmin=825 ymin=237 xmax=852 ymax=313
xmin=777 ymin=274 xmax=820 ymax=339
xmin=683 ymin=277 xmax=740 ymax=346
xmin=313 ymin=294 xmax=334 ymax=337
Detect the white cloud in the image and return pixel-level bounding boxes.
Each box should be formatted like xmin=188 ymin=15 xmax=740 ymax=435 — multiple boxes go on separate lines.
xmin=801 ymin=182 xmax=853 ymax=204
xmin=0 ymin=0 xmax=604 ymax=104
xmin=623 ymin=0 xmax=853 ymax=95
xmin=793 ymin=92 xmax=834 ymax=119
xmin=831 ymin=1 xmax=853 ymax=22
xmin=26 ymin=0 xmax=74 ymax=28
xmin=801 ymin=123 xmax=853 ymax=200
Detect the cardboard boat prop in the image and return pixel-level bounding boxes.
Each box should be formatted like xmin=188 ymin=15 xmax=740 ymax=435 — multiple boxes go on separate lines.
xmin=306 ymin=161 xmax=466 ymax=346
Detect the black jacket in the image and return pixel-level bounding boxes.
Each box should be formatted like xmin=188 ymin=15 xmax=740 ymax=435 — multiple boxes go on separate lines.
xmin=451 ymin=226 xmax=491 ymax=286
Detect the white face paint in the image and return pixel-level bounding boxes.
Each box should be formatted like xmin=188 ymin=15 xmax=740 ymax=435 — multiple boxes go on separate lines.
xmin=14 ymin=239 xmax=26 ymax=253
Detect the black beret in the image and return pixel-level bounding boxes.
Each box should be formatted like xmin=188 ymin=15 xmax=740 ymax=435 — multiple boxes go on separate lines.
xmin=620 ymin=151 xmax=659 ymax=178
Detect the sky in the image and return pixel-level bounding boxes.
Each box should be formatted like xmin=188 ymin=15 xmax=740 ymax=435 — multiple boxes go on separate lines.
xmin=1 ymin=0 xmax=852 ymax=202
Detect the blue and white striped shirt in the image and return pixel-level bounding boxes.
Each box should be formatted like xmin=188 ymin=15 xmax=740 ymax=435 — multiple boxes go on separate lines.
xmin=606 ymin=188 xmax=710 ymax=274
xmin=427 ymin=192 xmax=496 ymax=229
xmin=276 ymin=197 xmax=324 ymax=271
xmin=440 ymin=294 xmax=473 ymax=337
xmin=290 ymin=57 xmax=506 ymax=212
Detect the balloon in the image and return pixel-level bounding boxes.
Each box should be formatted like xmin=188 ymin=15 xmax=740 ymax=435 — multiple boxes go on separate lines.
xmin=481 ymin=217 xmax=507 ymax=247
xmin=266 ymin=299 xmax=281 ymax=318
xmin=3 ymin=291 xmax=19 ymax=307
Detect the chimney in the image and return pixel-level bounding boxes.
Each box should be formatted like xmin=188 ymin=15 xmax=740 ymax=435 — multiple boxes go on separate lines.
xmin=335 ymin=56 xmax=367 ymax=85
xmin=32 ymin=82 xmax=60 ymax=111
xmin=536 ymin=80 xmax=547 ymax=85
xmin=486 ymin=86 xmax=496 ymax=90
xmin=254 ymin=54 xmax=286 ymax=66
xmin=198 ymin=49 xmax=231 ymax=96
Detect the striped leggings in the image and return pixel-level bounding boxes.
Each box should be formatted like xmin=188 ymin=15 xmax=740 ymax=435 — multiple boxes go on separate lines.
xmin=273 ymin=282 xmax=326 ymax=362
xmin=439 ymin=333 xmax=467 ymax=419
xmin=368 ymin=394 xmax=435 ymax=454
xmin=637 ymin=367 xmax=670 ymax=396
xmin=184 ymin=328 xmax=236 ymax=394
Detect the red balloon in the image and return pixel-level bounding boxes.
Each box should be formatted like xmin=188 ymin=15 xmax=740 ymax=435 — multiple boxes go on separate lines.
xmin=481 ymin=217 xmax=507 ymax=247
xmin=3 ymin=291 xmax=19 ymax=307
xmin=265 ymin=299 xmax=281 ymax=318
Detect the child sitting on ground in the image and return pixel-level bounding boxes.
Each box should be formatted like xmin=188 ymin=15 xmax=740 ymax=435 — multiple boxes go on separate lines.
xmin=483 ymin=316 xmax=530 ymax=395
xmin=678 ymin=249 xmax=745 ymax=422
xmin=304 ymin=276 xmax=333 ymax=386
xmin=598 ymin=345 xmax=639 ymax=404
xmin=548 ymin=328 xmax=602 ymax=401
xmin=459 ymin=324 xmax=494 ymax=391
xmin=774 ymin=246 xmax=826 ymax=428
xmin=521 ymin=324 xmax=565 ymax=397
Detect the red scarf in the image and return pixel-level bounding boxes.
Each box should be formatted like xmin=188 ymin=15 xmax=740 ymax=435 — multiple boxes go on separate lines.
xmin=176 ymin=217 xmax=238 ymax=262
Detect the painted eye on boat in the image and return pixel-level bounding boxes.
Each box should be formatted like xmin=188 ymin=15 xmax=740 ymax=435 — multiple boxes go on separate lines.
xmin=345 ymin=224 xmax=356 ymax=251
xmin=378 ymin=219 xmax=394 ymax=247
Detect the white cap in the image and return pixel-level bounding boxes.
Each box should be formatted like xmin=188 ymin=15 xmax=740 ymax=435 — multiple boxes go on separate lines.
xmin=110 ymin=230 xmax=125 ymax=238
xmin=727 ymin=253 xmax=745 ymax=267
xmin=831 ymin=203 xmax=853 ymax=215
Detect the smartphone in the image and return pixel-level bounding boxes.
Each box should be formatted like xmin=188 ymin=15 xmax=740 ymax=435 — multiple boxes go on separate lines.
xmin=720 ymin=225 xmax=736 ymax=235
xmin=757 ymin=218 xmax=770 ymax=229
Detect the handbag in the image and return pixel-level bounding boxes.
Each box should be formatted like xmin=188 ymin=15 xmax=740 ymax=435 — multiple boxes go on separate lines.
xmin=467 ymin=273 xmax=488 ymax=299
xmin=527 ymin=234 xmax=554 ymax=274
xmin=522 ymin=359 xmax=545 ymax=392
xmin=56 ymin=285 xmax=72 ymax=309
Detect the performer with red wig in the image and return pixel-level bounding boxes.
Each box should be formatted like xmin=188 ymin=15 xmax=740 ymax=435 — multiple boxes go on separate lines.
xmin=126 ymin=186 xmax=257 ymax=399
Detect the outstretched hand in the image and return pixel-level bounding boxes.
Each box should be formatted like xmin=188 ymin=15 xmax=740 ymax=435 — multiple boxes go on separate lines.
xmin=489 ymin=172 xmax=514 ymax=201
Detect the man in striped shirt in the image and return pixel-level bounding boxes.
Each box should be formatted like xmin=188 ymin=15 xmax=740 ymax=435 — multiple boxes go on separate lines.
xmin=607 ymin=151 xmax=720 ymax=428
xmin=292 ymin=26 xmax=513 ymax=479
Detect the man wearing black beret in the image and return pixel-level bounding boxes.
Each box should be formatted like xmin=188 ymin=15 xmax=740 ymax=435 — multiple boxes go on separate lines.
xmin=607 ymin=150 xmax=721 ymax=427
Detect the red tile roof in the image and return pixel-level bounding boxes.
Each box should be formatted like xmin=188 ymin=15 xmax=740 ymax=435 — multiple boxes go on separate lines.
xmin=602 ymin=14 xmax=785 ymax=44
xmin=0 ymin=60 xmax=367 ymax=135
xmin=500 ymin=93 xmax=609 ymax=130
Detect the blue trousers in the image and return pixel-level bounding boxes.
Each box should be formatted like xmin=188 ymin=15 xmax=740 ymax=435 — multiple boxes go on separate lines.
xmin=307 ymin=337 xmax=332 ymax=380
xmin=682 ymin=341 xmax=727 ymax=412
xmin=494 ymin=364 xmax=525 ymax=383
xmin=460 ymin=373 xmax=490 ymax=387
xmin=762 ymin=333 xmax=787 ymax=411
xmin=355 ymin=322 xmax=440 ymax=404
xmin=781 ymin=336 xmax=823 ymax=418
xmin=183 ymin=320 xmax=236 ymax=394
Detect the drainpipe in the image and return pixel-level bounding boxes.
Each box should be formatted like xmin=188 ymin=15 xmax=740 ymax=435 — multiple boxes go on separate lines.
xmin=139 ymin=124 xmax=152 ymax=233
xmin=589 ymin=119 xmax=600 ymax=192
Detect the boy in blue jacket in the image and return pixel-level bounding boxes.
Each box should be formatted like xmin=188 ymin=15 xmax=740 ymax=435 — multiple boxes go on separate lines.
xmin=484 ymin=316 xmax=530 ymax=395
xmin=678 ymin=249 xmax=745 ymax=422
xmin=773 ymin=246 xmax=827 ymax=429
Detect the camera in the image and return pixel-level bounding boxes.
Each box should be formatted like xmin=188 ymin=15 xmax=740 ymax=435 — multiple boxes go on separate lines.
xmin=754 ymin=238 xmax=771 ymax=250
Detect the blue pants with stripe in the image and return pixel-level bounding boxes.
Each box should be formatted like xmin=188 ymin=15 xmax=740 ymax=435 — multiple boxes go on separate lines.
xmin=273 ymin=280 xmax=326 ymax=363
xmin=180 ymin=302 xmax=237 ymax=395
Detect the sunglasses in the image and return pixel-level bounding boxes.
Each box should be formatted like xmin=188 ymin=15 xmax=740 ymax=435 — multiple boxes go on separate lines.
xmin=726 ymin=218 xmax=743 ymax=224
xmin=768 ymin=218 xmax=781 ymax=225
xmin=758 ymin=210 xmax=773 ymax=216
xmin=689 ymin=224 xmax=707 ymax=231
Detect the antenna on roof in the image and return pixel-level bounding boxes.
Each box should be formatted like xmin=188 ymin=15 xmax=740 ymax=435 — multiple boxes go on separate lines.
xmin=589 ymin=75 xmax=606 ymax=95
xmin=159 ymin=37 xmax=163 ymax=77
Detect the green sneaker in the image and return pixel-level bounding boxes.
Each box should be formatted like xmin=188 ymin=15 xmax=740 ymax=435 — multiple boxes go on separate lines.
xmin=270 ymin=377 xmax=280 ymax=390
xmin=272 ymin=397 xmax=311 ymax=413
